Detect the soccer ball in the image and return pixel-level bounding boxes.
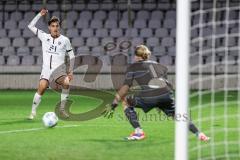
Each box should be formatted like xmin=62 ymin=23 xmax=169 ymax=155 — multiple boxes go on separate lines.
xmin=42 ymin=112 xmax=58 ymax=128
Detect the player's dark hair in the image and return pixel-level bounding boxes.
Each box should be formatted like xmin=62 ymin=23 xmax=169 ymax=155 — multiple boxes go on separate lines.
xmin=48 ymin=16 xmax=60 ymax=26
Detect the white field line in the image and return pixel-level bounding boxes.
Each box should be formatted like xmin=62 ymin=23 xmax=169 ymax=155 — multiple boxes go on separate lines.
xmin=0 ymin=124 xmax=119 ymax=135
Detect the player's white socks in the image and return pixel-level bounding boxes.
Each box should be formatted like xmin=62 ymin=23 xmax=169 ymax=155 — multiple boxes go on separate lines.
xmin=60 ymin=88 xmax=69 ymax=110
xmin=31 ymin=92 xmax=42 ymax=114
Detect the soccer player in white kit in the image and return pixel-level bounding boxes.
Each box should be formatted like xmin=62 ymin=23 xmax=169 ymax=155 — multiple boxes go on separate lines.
xmin=28 ymin=9 xmax=75 ymax=119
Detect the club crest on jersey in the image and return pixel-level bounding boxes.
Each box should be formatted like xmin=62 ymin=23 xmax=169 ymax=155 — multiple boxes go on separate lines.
xmin=58 ymin=41 xmax=61 ymax=45
xmin=47 ymin=38 xmax=50 ymax=42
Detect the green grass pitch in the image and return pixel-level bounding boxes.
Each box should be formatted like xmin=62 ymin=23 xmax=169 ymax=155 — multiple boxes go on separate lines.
xmin=0 ymin=90 xmax=239 ymax=160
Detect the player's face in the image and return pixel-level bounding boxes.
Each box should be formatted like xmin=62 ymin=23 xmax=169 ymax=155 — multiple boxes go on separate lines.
xmin=48 ymin=22 xmax=60 ymax=38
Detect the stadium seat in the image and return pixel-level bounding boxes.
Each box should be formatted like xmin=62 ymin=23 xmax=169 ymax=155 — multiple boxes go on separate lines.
xmin=2 ymin=47 xmax=15 ymax=55
xmin=72 ymin=3 xmax=85 ymax=11
xmin=13 ymin=38 xmax=25 ymax=47
xmin=155 ymin=28 xmax=168 ymax=38
xmin=80 ymin=11 xmax=92 ymax=20
xmin=165 ymin=10 xmax=176 ymax=19
xmin=132 ymin=37 xmax=144 ymax=47
xmin=76 ymin=19 xmax=89 ymax=29
xmin=0 ymin=38 xmax=11 ymax=47
xmin=4 ymin=2 xmax=17 ymax=11
xmin=112 ymin=54 xmax=127 ymax=65
xmin=24 ymin=12 xmax=36 ymax=21
xmin=7 ymin=55 xmax=19 ymax=65
xmin=146 ymin=37 xmax=159 ymax=47
xmin=159 ymin=55 xmax=172 ymax=65
xmin=77 ymin=46 xmax=90 ymax=55
xmin=17 ymin=47 xmax=30 ymax=56
xmin=86 ymin=37 xmax=99 ymax=47
xmin=92 ymin=46 xmax=105 ymax=55
xmin=143 ymin=2 xmax=156 ymax=10
xmin=151 ymin=11 xmax=164 ymax=20
xmin=125 ymin=28 xmax=139 ymax=37
xmin=60 ymin=2 xmax=72 ymax=11
xmin=119 ymin=20 xmax=129 ymax=29
xmin=94 ymin=10 xmax=107 ymax=20
xmin=66 ymin=11 xmax=79 ymax=21
xmin=32 ymin=2 xmax=43 ymax=11
xmin=148 ymin=20 xmax=161 ymax=28
xmin=108 ymin=11 xmax=119 ymax=20
xmin=51 ymin=11 xmax=61 ymax=18
xmin=105 ymin=20 xmax=117 ymax=29
xmin=0 ymin=29 xmax=7 ymax=38
xmin=0 ymin=56 xmax=5 ymax=65
xmin=10 ymin=11 xmax=23 ymax=21
xmin=95 ymin=28 xmax=108 ymax=38
xmin=5 ymin=20 xmax=17 ymax=29
xmin=21 ymin=55 xmax=35 ymax=65
xmin=36 ymin=55 xmax=42 ymax=65
xmin=153 ymin=46 xmax=166 ymax=56
xmin=90 ymin=20 xmax=103 ymax=29
xmin=100 ymin=2 xmax=114 ymax=10
xmin=8 ymin=29 xmax=21 ymax=38
xmin=23 ymin=29 xmax=35 ymax=38
xmin=32 ymin=47 xmax=42 ymax=55
xmin=140 ymin=28 xmax=153 ymax=38
xmin=18 ymin=20 xmax=29 ymax=29
xmin=101 ymin=37 xmax=114 ymax=46
xmin=122 ymin=11 xmax=135 ymax=19
xmin=81 ymin=29 xmax=94 ymax=38
xmin=170 ymin=28 xmax=176 ymax=37
xmin=66 ymin=28 xmax=79 ymax=38
xmin=72 ymin=37 xmax=85 ymax=47
xmin=163 ymin=19 xmax=176 ymax=29
xmin=168 ymin=46 xmax=176 ymax=56
xmin=134 ymin=19 xmax=147 ymax=29
xmin=87 ymin=3 xmax=100 ymax=11
xmin=28 ymin=37 xmax=41 ymax=47
xmin=18 ymin=3 xmax=31 ymax=11
xmin=61 ymin=19 xmax=74 ymax=29
xmin=81 ymin=55 xmax=97 ymax=65
xmin=161 ymin=37 xmax=174 ymax=47
xmin=110 ymin=29 xmax=123 ymax=37
xmin=136 ymin=10 xmax=150 ymax=20
xmin=131 ymin=2 xmax=142 ymax=10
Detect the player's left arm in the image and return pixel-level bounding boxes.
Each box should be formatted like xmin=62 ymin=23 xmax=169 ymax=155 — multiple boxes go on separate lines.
xmin=66 ymin=38 xmax=75 ymax=81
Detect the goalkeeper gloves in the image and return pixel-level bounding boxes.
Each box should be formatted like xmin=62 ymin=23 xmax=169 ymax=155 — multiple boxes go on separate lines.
xmin=103 ymin=102 xmax=118 ymax=119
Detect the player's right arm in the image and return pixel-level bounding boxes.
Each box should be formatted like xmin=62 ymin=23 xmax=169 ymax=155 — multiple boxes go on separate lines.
xmin=28 ymin=9 xmax=48 ymax=41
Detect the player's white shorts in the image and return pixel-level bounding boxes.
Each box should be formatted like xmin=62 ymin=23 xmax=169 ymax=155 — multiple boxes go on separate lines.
xmin=40 ymin=66 xmax=67 ymax=82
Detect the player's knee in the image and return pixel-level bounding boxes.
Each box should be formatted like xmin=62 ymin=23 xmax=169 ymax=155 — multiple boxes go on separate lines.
xmin=126 ymin=95 xmax=137 ymax=107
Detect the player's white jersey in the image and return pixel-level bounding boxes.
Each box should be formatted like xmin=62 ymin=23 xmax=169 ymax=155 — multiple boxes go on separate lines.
xmin=38 ymin=31 xmax=72 ymax=70
xmin=28 ymin=13 xmax=74 ymax=72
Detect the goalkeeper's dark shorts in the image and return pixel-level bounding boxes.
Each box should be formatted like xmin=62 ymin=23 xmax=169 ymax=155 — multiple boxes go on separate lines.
xmin=134 ymin=92 xmax=175 ymax=116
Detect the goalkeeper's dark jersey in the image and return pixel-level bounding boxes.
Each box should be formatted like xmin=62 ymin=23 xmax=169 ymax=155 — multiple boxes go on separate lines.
xmin=123 ymin=60 xmax=173 ymax=99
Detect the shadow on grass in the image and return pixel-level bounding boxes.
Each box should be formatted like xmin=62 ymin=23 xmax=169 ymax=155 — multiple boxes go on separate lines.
xmin=0 ymin=119 xmax=38 ymax=126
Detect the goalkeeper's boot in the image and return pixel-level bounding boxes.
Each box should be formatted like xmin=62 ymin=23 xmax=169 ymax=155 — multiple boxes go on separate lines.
xmin=28 ymin=111 xmax=36 ymax=120
xmin=198 ymin=132 xmax=210 ymax=141
xmin=125 ymin=132 xmax=146 ymax=141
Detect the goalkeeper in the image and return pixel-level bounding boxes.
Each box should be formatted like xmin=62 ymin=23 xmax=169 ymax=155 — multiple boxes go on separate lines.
xmin=104 ymin=45 xmax=209 ymax=141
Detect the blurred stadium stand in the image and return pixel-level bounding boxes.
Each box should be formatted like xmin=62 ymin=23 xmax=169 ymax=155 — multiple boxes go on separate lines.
xmin=0 ymin=0 xmax=239 ymax=89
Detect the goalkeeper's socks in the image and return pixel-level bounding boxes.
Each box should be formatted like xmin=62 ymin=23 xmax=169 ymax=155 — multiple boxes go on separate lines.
xmin=135 ymin=127 xmax=143 ymax=134
xmin=124 ymin=107 xmax=141 ymax=129
xmin=31 ymin=92 xmax=42 ymax=113
xmin=189 ymin=121 xmax=199 ymax=134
